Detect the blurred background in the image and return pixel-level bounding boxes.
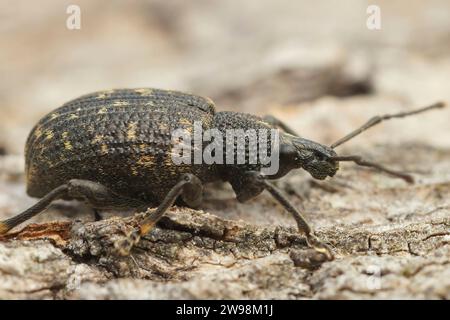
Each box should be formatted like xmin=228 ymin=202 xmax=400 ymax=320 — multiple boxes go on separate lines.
xmin=1 ymin=0 xmax=449 ymax=154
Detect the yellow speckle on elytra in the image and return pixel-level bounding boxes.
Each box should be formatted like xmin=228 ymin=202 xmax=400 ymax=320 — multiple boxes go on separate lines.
xmin=127 ymin=122 xmax=137 ymax=140
xmin=135 ymin=88 xmax=153 ymax=96
xmin=45 ymin=130 xmax=54 ymax=140
xmin=164 ymin=154 xmax=177 ymax=167
xmin=64 ymin=141 xmax=73 ymax=150
xmin=97 ymin=107 xmax=108 ymax=114
xmin=92 ymin=134 xmax=104 ymax=144
xmin=159 ymin=123 xmax=169 ymax=131
xmin=86 ymin=125 xmax=95 ymax=133
xmin=34 ymin=127 xmax=43 ymax=138
xmin=69 ymin=114 xmax=79 ymax=120
xmin=100 ymin=144 xmax=108 ymax=155
xmin=137 ymin=155 xmax=156 ymax=167
xmin=26 ymin=165 xmax=37 ymax=181
xmin=50 ymin=113 xmax=59 ymax=120
xmin=113 ymin=100 xmax=130 ymax=107
xmin=131 ymin=166 xmax=139 ymax=176
xmin=61 ymin=131 xmax=69 ymax=139
xmin=97 ymin=89 xmax=115 ymax=98
xmin=204 ymin=96 xmax=215 ymax=106
xmin=178 ymin=118 xmax=192 ymax=126
xmin=181 ymin=127 xmax=193 ymax=135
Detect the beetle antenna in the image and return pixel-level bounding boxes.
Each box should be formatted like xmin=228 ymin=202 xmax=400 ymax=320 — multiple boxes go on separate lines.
xmin=331 ymin=155 xmax=414 ymax=183
xmin=331 ymin=102 xmax=445 ymax=149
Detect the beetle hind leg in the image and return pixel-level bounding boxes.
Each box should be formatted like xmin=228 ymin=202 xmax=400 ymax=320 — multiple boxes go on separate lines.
xmin=0 ymin=179 xmax=143 ymax=235
xmin=0 ymin=184 xmax=69 ymax=235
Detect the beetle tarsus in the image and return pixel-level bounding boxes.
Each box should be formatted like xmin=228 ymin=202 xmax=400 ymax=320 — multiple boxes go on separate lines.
xmin=244 ymin=171 xmax=334 ymax=263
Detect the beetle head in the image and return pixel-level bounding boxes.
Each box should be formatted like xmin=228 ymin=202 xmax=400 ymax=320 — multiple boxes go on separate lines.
xmin=280 ymin=134 xmax=339 ymax=180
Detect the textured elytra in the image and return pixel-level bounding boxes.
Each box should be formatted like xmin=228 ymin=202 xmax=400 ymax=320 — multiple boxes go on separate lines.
xmin=26 ymin=88 xmax=217 ymax=202
xmin=25 ymin=88 xmax=276 ymax=204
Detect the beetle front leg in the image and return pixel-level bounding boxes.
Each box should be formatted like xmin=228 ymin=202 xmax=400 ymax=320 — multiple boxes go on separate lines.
xmin=237 ymin=171 xmax=334 ymax=262
xmin=114 ymin=173 xmax=203 ymax=256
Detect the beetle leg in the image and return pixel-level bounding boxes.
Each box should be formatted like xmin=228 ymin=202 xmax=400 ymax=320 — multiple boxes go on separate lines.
xmin=139 ymin=173 xmax=202 ymax=235
xmin=0 ymin=179 xmax=143 ymax=235
xmin=0 ymin=184 xmax=69 ymax=235
xmin=242 ymin=171 xmax=334 ymax=262
xmin=65 ymin=179 xmax=145 ymax=210
xmin=93 ymin=209 xmax=103 ymax=221
xmin=262 ymin=115 xmax=300 ymax=136
xmin=114 ymin=173 xmax=202 ymax=256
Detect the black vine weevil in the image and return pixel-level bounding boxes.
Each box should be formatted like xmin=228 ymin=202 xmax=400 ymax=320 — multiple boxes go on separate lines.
xmin=0 ymin=88 xmax=444 ymax=262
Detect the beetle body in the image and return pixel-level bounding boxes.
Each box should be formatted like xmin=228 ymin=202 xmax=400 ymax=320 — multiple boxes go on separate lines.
xmin=25 ymin=88 xmax=337 ymax=206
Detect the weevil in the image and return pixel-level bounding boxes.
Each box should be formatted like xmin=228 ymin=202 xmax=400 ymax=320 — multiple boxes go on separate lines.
xmin=0 ymin=88 xmax=444 ymax=262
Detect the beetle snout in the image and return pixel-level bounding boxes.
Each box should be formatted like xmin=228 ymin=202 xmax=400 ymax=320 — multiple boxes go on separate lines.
xmin=304 ymin=157 xmax=339 ymax=180
xmin=328 ymin=160 xmax=339 ymax=177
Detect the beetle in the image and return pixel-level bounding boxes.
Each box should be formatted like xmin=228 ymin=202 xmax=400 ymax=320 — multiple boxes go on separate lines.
xmin=0 ymin=88 xmax=444 ymax=261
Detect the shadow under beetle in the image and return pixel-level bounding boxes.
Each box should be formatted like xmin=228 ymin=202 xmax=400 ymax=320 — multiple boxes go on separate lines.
xmin=0 ymin=88 xmax=444 ymax=262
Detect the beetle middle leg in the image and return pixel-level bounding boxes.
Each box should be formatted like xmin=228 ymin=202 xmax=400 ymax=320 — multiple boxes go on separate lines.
xmin=114 ymin=173 xmax=203 ymax=256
